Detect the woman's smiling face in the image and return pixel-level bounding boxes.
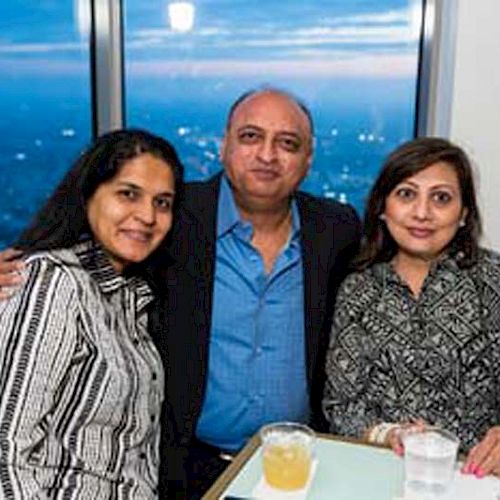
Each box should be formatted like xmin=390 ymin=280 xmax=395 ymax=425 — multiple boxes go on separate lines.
xmin=86 ymin=152 xmax=175 ymax=272
xmin=383 ymin=161 xmax=466 ymax=263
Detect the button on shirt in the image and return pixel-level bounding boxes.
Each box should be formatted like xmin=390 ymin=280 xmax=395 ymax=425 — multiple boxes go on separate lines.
xmin=196 ymin=176 xmax=309 ymax=451
xmin=0 ymin=240 xmax=163 ymax=499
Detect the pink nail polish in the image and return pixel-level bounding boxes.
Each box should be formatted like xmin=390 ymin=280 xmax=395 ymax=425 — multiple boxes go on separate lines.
xmin=475 ymin=468 xmax=485 ymax=479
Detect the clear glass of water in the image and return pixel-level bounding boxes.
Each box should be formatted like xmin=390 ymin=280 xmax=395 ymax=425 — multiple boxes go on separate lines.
xmin=403 ymin=427 xmax=459 ymax=497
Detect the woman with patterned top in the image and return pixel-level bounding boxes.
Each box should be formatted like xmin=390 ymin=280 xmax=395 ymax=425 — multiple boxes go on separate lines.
xmin=322 ymin=137 xmax=500 ymax=479
xmin=0 ymin=129 xmax=183 ymax=498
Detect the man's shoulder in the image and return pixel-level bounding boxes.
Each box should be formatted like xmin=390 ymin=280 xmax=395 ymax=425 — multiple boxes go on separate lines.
xmin=296 ymin=190 xmax=357 ymax=213
xmin=162 ymin=176 xmax=221 ymax=269
xmin=295 ymin=191 xmax=361 ymax=226
xmin=183 ymin=174 xmax=221 ymax=201
xmin=170 ymin=175 xmax=220 ymax=228
xmin=174 ymin=175 xmax=222 ymax=226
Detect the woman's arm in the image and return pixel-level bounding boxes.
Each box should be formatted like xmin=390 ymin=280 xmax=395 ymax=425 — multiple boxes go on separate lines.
xmin=0 ymin=257 xmax=78 ymax=498
xmin=322 ymin=274 xmax=429 ymax=452
xmin=322 ymin=274 xmax=378 ymax=438
xmin=462 ymin=249 xmax=500 ymax=477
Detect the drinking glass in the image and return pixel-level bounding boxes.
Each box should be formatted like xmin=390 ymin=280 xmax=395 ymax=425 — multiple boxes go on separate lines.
xmin=260 ymin=422 xmax=315 ymax=491
xmin=403 ymin=427 xmax=459 ymax=497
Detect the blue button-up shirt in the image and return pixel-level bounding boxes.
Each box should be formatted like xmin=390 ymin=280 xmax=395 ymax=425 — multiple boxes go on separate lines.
xmin=196 ymin=176 xmax=309 ymax=451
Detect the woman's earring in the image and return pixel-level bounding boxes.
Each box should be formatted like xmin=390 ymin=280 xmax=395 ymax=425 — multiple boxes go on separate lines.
xmin=459 ymin=219 xmax=466 ymax=227
xmin=379 ymin=214 xmax=386 ymax=222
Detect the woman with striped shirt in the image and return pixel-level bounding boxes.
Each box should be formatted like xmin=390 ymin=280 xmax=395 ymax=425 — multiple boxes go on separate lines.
xmin=0 ymin=129 xmax=183 ymax=499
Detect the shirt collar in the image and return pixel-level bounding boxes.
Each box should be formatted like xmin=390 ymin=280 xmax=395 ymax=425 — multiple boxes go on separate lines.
xmin=216 ymin=174 xmax=301 ymax=241
xmin=74 ymin=238 xmax=154 ymax=311
xmin=372 ymin=252 xmax=461 ymax=285
xmin=217 ymin=175 xmax=242 ymax=238
xmin=290 ymin=200 xmax=301 ymax=242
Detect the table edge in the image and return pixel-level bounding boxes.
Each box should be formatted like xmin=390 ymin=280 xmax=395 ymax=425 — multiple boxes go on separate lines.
xmin=202 ymin=433 xmax=388 ymax=499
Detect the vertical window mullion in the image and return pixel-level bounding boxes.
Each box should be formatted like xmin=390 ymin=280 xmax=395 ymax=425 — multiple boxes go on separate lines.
xmin=91 ymin=0 xmax=124 ymax=137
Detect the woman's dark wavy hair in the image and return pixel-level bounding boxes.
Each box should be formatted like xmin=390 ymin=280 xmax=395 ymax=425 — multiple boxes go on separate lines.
xmin=354 ymin=137 xmax=482 ymax=270
xmin=16 ymin=128 xmax=184 ymax=253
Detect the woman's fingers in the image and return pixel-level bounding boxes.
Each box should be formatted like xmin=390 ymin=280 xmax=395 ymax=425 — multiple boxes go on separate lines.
xmin=387 ymin=426 xmax=404 ymax=456
xmin=463 ymin=427 xmax=500 ymax=477
xmin=0 ymin=248 xmax=25 ymax=291
xmin=388 ymin=421 xmax=428 ymax=456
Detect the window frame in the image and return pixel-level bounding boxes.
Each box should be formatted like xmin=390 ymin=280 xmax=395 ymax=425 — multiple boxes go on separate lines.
xmin=91 ymin=0 xmax=455 ymax=138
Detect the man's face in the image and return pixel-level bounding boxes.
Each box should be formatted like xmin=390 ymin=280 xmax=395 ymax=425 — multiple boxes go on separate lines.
xmin=220 ymin=91 xmax=312 ymax=210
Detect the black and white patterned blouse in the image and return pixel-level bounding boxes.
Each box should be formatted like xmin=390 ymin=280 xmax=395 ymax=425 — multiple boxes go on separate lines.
xmin=322 ymin=248 xmax=500 ymax=451
xmin=0 ymin=240 xmax=164 ymax=499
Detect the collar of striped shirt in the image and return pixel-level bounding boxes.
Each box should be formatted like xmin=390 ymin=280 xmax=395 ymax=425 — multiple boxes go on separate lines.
xmin=71 ymin=237 xmax=155 ymax=312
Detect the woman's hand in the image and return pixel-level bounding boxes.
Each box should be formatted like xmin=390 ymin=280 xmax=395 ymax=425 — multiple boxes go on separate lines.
xmin=386 ymin=425 xmax=404 ymax=456
xmin=462 ymin=426 xmax=500 ymax=478
xmin=387 ymin=420 xmax=427 ymax=456
xmin=366 ymin=419 xmax=427 ymax=456
xmin=0 ymin=248 xmax=25 ymax=298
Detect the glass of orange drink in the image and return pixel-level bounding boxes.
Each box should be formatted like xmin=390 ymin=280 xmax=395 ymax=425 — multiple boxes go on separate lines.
xmin=260 ymin=422 xmax=315 ymax=491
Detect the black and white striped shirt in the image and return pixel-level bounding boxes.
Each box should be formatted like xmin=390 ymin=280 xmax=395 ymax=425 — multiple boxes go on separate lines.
xmin=0 ymin=240 xmax=164 ymax=499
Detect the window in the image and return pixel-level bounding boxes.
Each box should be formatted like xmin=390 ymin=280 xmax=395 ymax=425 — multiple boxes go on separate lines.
xmin=124 ymin=0 xmax=423 ymax=214
xmin=0 ymin=0 xmax=427 ymax=248
xmin=0 ymin=1 xmax=92 ymax=247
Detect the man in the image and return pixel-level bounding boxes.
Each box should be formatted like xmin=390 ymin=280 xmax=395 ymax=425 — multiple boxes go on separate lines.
xmin=0 ymin=88 xmax=361 ymax=498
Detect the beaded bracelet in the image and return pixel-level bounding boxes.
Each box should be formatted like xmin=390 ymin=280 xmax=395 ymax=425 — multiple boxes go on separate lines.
xmin=368 ymin=422 xmax=400 ymax=445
